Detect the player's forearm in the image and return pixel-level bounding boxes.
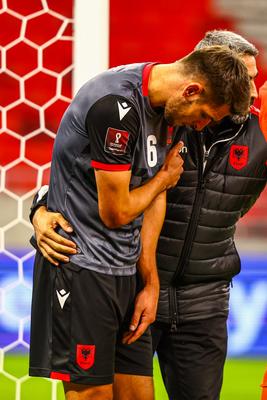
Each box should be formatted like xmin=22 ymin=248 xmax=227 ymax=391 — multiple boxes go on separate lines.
xmin=129 ymin=169 xmax=169 ymax=216
xmin=137 ymin=191 xmax=166 ymax=288
xmin=102 ymin=170 xmax=169 ymax=228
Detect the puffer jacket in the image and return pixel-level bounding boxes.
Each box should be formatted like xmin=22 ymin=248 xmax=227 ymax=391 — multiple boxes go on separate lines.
xmin=156 ymin=109 xmax=267 ymax=326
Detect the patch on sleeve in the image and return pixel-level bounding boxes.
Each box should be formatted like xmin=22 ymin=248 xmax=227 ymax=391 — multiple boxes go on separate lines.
xmin=104 ymin=127 xmax=130 ymax=155
xmin=229 ymin=144 xmax=249 ymax=170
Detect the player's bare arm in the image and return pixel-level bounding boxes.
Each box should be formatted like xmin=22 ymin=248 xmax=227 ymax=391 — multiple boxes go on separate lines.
xmin=95 ymin=141 xmax=184 ymax=228
xmin=122 ymin=191 xmax=166 ymax=345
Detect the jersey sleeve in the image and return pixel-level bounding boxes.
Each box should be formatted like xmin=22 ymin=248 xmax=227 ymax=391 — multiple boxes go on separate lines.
xmin=86 ymin=95 xmax=140 ymax=171
xmin=29 ymin=185 xmax=49 ymax=222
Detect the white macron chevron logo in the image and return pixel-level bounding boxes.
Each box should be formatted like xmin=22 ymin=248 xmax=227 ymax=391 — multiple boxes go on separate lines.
xmin=117 ymin=101 xmax=131 ymax=121
xmin=56 ymin=289 xmax=70 ymax=309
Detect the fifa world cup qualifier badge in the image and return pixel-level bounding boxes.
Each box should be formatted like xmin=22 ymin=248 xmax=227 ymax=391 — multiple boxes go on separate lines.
xmin=229 ymin=144 xmax=249 ymax=170
xmin=105 ymin=127 xmax=130 ymax=154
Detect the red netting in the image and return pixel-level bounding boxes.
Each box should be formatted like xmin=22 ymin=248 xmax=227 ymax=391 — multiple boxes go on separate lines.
xmin=0 ymin=73 xmax=20 ymax=106
xmin=25 ymin=13 xmax=63 ymax=45
xmin=25 ymin=133 xmax=54 ymax=165
xmin=0 ymin=12 xmax=21 ymax=46
xmin=0 ymin=133 xmax=20 ymax=166
xmin=6 ymin=41 xmax=38 ymax=76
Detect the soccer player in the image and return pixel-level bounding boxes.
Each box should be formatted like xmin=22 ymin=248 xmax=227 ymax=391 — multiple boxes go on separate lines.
xmin=29 ymin=46 xmax=250 ymax=400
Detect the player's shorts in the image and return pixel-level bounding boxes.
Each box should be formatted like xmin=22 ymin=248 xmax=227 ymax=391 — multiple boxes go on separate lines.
xmin=29 ymin=251 xmax=153 ymax=385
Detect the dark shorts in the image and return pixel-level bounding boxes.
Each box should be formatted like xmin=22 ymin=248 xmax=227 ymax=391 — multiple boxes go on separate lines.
xmin=29 ymin=251 xmax=153 ymax=385
xmin=152 ymin=316 xmax=228 ymax=400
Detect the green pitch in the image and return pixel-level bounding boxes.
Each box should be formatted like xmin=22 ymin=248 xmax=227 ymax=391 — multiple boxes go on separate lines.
xmin=0 ymin=354 xmax=266 ymax=400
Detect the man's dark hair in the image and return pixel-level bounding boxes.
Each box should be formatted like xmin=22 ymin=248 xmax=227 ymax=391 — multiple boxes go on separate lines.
xmin=181 ymin=46 xmax=250 ymax=115
xmin=195 ymin=30 xmax=258 ymax=57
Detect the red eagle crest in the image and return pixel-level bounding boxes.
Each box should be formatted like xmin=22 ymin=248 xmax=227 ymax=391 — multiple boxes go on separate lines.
xmin=76 ymin=345 xmax=95 ymax=370
xmin=229 ymin=145 xmax=249 ymax=170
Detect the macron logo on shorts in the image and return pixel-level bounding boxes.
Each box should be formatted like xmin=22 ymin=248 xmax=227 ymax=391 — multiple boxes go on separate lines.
xmin=104 ymin=127 xmax=130 ymax=155
xmin=56 ymin=289 xmax=70 ymax=309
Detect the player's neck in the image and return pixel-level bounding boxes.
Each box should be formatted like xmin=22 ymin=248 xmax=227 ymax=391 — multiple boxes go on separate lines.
xmin=148 ymin=62 xmax=188 ymax=108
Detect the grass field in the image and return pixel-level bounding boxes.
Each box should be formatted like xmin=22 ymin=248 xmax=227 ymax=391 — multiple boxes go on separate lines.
xmin=0 ymin=354 xmax=266 ymax=399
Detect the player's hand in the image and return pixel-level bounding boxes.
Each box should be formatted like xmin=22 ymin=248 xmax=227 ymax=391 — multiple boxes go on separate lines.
xmin=160 ymin=141 xmax=184 ymax=189
xmin=259 ymin=81 xmax=267 ymax=135
xmin=32 ymin=206 xmax=77 ymax=266
xmin=122 ymin=284 xmax=159 ymax=345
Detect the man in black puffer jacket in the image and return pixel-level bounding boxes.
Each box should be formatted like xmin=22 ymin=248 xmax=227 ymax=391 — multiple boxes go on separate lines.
xmin=29 ymin=31 xmax=267 ymax=400
xmin=152 ymin=30 xmax=267 ymax=400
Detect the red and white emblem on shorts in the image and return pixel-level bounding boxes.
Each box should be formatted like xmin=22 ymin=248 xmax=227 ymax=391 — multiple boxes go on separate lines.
xmin=229 ymin=144 xmax=249 ymax=170
xmin=76 ymin=345 xmax=95 ymax=370
xmin=104 ymin=127 xmax=129 ymax=154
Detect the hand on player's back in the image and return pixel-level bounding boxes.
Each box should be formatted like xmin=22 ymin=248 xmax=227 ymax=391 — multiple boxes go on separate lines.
xmin=32 ymin=206 xmax=77 ymax=266
xmin=159 ymin=141 xmax=184 ymax=189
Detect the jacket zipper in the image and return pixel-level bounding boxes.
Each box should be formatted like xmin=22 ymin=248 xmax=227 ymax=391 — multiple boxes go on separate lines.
xmin=171 ymin=123 xmax=244 ymax=287
xmin=168 ymin=124 xmax=244 ymax=326
xmin=171 ymin=133 xmax=205 ymax=287
xmin=168 ymin=134 xmax=205 ymax=327
xmin=202 ymin=124 xmax=243 ymax=173
xmin=169 ymin=286 xmax=178 ymax=331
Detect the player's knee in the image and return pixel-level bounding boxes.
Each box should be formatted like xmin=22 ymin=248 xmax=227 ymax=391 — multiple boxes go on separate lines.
xmin=114 ymin=375 xmax=154 ymax=400
xmin=87 ymin=385 xmax=113 ymax=400
xmin=64 ymin=382 xmax=113 ymax=400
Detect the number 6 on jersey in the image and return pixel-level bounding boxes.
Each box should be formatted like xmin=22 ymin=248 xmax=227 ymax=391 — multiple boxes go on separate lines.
xmin=147 ymin=135 xmax=157 ymax=167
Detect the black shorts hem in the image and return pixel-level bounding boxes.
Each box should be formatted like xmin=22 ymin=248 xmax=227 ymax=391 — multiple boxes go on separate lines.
xmin=115 ymin=367 xmax=153 ymax=377
xmin=29 ymin=368 xmax=113 ymax=385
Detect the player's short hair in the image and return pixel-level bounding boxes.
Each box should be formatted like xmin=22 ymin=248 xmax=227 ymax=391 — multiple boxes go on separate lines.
xmin=195 ymin=29 xmax=258 ymax=57
xmin=181 ymin=45 xmax=251 ymax=116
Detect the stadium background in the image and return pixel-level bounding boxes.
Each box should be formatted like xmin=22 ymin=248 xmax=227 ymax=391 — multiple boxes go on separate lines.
xmin=0 ymin=0 xmax=266 ymax=399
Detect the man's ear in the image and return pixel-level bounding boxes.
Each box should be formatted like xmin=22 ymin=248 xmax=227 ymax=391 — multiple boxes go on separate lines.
xmin=183 ymin=83 xmax=203 ymax=98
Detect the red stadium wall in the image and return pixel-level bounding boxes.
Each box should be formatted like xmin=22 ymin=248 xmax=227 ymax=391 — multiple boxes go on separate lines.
xmin=110 ymin=0 xmax=234 ymax=65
